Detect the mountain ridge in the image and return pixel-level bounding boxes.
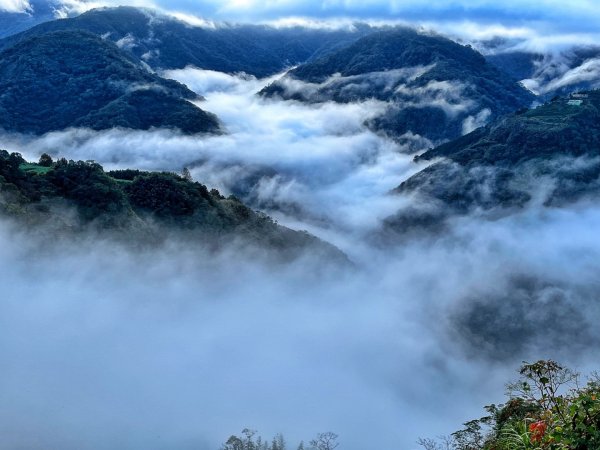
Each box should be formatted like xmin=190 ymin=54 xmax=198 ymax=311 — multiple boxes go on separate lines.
xmin=0 ymin=29 xmax=220 ymax=135
xmin=0 ymin=150 xmax=347 ymax=263
xmin=384 ymin=89 xmax=600 ymax=234
xmin=0 ymin=6 xmax=375 ymax=77
xmin=261 ymin=28 xmax=535 ymax=146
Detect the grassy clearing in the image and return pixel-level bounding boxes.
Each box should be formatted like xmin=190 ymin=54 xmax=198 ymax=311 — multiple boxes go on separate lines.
xmin=19 ymin=163 xmax=52 ymax=175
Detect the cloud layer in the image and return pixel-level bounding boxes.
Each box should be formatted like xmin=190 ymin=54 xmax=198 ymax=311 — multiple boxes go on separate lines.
xmin=1 ymin=69 xmax=424 ymax=253
xmin=2 ymin=70 xmax=600 ymax=450
xmin=2 ymin=200 xmax=600 ymax=450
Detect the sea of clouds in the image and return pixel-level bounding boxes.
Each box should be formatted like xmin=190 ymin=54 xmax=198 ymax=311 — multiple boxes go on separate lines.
xmin=1 ymin=69 xmax=600 ymax=450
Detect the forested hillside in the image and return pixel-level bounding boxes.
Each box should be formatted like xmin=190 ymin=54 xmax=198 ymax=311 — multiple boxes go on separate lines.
xmin=387 ymin=90 xmax=600 ymax=231
xmin=0 ymin=150 xmax=344 ymax=261
xmin=0 ymin=30 xmax=220 ymax=134
xmin=261 ymin=28 xmax=534 ymax=145
xmin=0 ymin=6 xmax=374 ymax=77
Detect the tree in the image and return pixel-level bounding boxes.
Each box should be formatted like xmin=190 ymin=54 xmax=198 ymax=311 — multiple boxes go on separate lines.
xmin=182 ymin=167 xmax=192 ymax=181
xmin=506 ymin=359 xmax=579 ymax=420
xmin=271 ymin=433 xmax=286 ymax=450
xmin=38 ymin=153 xmax=54 ymax=167
xmin=416 ymin=437 xmax=452 ymax=450
xmin=422 ymin=360 xmax=600 ymax=450
xmin=309 ymin=432 xmax=339 ymax=450
xmin=221 ymin=429 xmax=270 ymax=450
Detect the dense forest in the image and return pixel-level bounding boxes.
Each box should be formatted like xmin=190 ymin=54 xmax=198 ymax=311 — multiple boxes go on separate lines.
xmin=0 ymin=30 xmax=220 ymax=134
xmin=261 ymin=28 xmax=534 ymax=144
xmin=0 ymin=150 xmax=345 ymax=261
xmin=384 ymin=89 xmax=600 ymax=233
xmin=0 ymin=6 xmax=376 ymax=77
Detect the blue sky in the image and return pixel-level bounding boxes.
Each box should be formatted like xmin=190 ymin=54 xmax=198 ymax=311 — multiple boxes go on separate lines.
xmin=2 ymin=0 xmax=590 ymax=24
xmin=91 ymin=0 xmax=599 ymax=30
xmin=3 ymin=0 xmax=600 ymax=49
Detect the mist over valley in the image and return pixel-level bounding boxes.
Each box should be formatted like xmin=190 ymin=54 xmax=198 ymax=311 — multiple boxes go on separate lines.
xmin=1 ymin=2 xmax=600 ymax=449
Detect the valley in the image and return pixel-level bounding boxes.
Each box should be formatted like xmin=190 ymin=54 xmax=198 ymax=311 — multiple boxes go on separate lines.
xmin=0 ymin=3 xmax=599 ymax=450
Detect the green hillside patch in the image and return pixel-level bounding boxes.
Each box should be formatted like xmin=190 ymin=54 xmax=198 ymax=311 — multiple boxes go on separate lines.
xmin=19 ymin=163 xmax=52 ymax=175
xmin=0 ymin=150 xmax=346 ymax=263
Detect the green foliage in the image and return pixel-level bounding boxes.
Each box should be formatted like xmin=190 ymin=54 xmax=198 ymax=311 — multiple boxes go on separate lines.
xmin=398 ymin=90 xmax=600 ymax=215
xmin=38 ymin=153 xmax=53 ymax=167
xmin=107 ymin=169 xmax=144 ymax=181
xmin=420 ymin=361 xmax=600 ymax=450
xmin=46 ymin=159 xmax=128 ymax=219
xmin=19 ymin=163 xmax=52 ymax=175
xmin=221 ymin=430 xmax=338 ymax=450
xmin=0 ymin=151 xmax=346 ymax=262
xmin=0 ymin=30 xmax=219 ymax=134
xmin=75 ymin=89 xmax=220 ymax=134
xmin=262 ymin=28 xmax=533 ymax=143
xmin=419 ymin=90 xmax=600 ymax=168
xmin=289 ymin=29 xmax=491 ymax=82
xmin=125 ymin=172 xmax=214 ymax=217
xmin=0 ymin=150 xmax=43 ymax=203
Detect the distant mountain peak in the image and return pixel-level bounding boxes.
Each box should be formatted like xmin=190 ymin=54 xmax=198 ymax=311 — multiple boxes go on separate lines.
xmin=0 ymin=29 xmax=220 ymax=134
xmin=261 ymin=27 xmax=534 ymax=146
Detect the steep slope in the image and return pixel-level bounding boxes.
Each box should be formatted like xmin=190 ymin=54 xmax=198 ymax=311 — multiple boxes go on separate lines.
xmin=0 ymin=151 xmax=346 ymax=263
xmin=261 ymin=29 xmax=534 ymax=146
xmin=485 ymin=51 xmax=544 ymax=82
xmin=0 ymin=30 xmax=220 ymax=135
xmin=0 ymin=6 xmax=373 ymax=78
xmin=387 ymin=90 xmax=600 ymax=232
xmin=485 ymin=45 xmax=600 ymax=98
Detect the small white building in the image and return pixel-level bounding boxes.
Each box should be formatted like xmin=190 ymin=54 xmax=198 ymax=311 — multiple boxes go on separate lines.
xmin=568 ymin=99 xmax=583 ymax=106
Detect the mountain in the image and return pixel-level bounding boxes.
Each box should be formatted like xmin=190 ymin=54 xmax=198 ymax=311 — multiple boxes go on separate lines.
xmin=0 ymin=6 xmax=374 ymax=78
xmin=0 ymin=150 xmax=346 ymax=262
xmin=0 ymin=30 xmax=220 ymax=135
xmin=260 ymin=28 xmax=535 ymax=147
xmin=483 ymin=42 xmax=600 ymax=98
xmin=0 ymin=0 xmax=58 ymax=39
xmin=386 ymin=90 xmax=600 ymax=231
xmin=485 ymin=51 xmax=544 ymax=83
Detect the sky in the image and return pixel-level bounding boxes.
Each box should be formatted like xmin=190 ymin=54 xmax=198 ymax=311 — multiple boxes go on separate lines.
xmin=2 ymin=0 xmax=600 ymax=37
xmin=0 ymin=0 xmax=591 ymax=53
xmin=1 ymin=0 xmax=599 ymax=56
xmin=0 ymin=0 xmax=30 ymax=13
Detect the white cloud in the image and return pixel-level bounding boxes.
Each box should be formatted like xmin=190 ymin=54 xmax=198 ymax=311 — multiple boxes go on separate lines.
xmin=2 ymin=66 xmax=600 ymax=450
xmin=0 ymin=0 xmax=30 ymax=13
xmin=2 ymin=69 xmax=425 ymax=253
xmin=2 ymin=197 xmax=600 ymax=449
xmin=462 ymin=108 xmax=491 ymax=135
xmin=526 ymin=57 xmax=600 ymax=95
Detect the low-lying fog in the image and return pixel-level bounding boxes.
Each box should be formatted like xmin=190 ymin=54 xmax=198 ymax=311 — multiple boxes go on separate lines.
xmin=1 ymin=70 xmax=599 ymax=450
